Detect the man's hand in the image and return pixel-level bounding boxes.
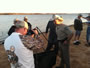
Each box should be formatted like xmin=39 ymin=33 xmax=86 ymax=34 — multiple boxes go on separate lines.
xmin=45 ymin=33 xmax=48 ymax=37
xmin=63 ymin=40 xmax=69 ymax=45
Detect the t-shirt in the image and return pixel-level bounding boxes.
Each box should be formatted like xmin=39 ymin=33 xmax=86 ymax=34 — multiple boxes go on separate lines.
xmin=56 ymin=24 xmax=72 ymax=40
xmin=4 ymin=32 xmax=35 ymax=68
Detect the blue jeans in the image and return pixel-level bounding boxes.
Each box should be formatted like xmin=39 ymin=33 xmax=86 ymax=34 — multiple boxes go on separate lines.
xmin=86 ymin=27 xmax=90 ymax=43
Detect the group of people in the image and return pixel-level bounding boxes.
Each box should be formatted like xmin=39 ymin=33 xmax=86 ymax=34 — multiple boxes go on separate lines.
xmin=8 ymin=16 xmax=38 ymax=37
xmin=45 ymin=14 xmax=90 ymax=68
xmin=3 ymin=14 xmax=90 ymax=68
xmin=73 ymin=14 xmax=90 ymax=46
xmin=45 ymin=15 xmax=73 ymax=68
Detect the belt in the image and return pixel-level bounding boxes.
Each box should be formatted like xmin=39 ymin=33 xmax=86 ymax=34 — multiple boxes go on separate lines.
xmin=58 ymin=37 xmax=68 ymax=43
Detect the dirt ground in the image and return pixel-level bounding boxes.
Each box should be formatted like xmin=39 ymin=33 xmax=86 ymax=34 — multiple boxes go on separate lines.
xmin=0 ymin=24 xmax=90 ymax=68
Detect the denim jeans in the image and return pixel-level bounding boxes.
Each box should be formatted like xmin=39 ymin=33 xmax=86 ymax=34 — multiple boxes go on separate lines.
xmin=86 ymin=26 xmax=90 ymax=43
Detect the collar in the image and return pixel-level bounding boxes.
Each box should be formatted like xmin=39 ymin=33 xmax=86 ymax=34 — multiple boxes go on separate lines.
xmin=11 ymin=32 xmax=22 ymax=35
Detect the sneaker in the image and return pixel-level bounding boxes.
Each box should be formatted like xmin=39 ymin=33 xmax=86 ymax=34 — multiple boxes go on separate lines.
xmin=76 ymin=41 xmax=81 ymax=44
xmin=73 ymin=42 xmax=79 ymax=45
xmin=73 ymin=40 xmax=81 ymax=45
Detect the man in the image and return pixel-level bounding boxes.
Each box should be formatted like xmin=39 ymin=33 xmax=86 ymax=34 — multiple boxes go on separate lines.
xmin=4 ymin=21 xmax=35 ymax=68
xmin=8 ymin=18 xmax=19 ymax=36
xmin=73 ymin=14 xmax=83 ymax=45
xmin=86 ymin=16 xmax=90 ymax=46
xmin=55 ymin=15 xmax=73 ymax=68
xmin=83 ymin=15 xmax=90 ymax=46
xmin=24 ymin=16 xmax=35 ymax=35
xmin=45 ymin=15 xmax=58 ymax=54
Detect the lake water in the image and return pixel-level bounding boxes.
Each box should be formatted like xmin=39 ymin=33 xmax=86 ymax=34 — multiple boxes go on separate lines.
xmin=0 ymin=14 xmax=88 ymax=41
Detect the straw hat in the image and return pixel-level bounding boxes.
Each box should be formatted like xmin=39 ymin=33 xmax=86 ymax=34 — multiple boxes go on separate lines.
xmin=54 ymin=15 xmax=64 ymax=24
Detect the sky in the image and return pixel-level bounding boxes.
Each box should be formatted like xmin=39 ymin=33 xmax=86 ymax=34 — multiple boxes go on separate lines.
xmin=0 ymin=0 xmax=90 ymax=13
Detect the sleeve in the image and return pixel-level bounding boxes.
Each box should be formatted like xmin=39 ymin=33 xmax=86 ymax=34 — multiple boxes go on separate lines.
xmin=45 ymin=21 xmax=50 ymax=33
xmin=19 ymin=35 xmax=43 ymax=50
xmin=63 ymin=26 xmax=72 ymax=36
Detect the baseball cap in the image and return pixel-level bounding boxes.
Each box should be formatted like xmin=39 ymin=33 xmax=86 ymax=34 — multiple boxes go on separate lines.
xmin=15 ymin=21 xmax=28 ymax=29
xmin=78 ymin=14 xmax=82 ymax=17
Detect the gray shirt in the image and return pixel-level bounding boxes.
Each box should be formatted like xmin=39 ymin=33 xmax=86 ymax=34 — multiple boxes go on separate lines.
xmin=56 ymin=24 xmax=72 ymax=40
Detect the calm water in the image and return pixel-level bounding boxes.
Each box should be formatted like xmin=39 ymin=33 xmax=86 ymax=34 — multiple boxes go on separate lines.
xmin=0 ymin=14 xmax=88 ymax=40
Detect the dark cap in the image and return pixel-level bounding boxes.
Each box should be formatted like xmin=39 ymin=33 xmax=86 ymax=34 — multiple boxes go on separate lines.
xmin=78 ymin=14 xmax=82 ymax=17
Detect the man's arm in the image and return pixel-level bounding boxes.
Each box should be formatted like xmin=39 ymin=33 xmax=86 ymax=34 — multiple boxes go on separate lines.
xmin=63 ymin=26 xmax=73 ymax=44
xmin=45 ymin=21 xmax=50 ymax=33
xmin=67 ymin=32 xmax=73 ymax=42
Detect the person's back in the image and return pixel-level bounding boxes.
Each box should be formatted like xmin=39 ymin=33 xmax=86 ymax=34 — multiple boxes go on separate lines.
xmin=74 ymin=18 xmax=83 ymax=31
xmin=56 ymin=24 xmax=70 ymax=40
xmin=55 ymin=15 xmax=73 ymax=68
xmin=4 ymin=32 xmax=34 ymax=68
xmin=46 ymin=20 xmax=57 ymax=43
xmin=4 ymin=21 xmax=35 ymax=68
xmin=45 ymin=15 xmax=58 ymax=56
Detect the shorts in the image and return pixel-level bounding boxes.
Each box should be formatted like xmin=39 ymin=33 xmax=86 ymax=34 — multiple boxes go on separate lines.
xmin=75 ymin=30 xmax=81 ymax=36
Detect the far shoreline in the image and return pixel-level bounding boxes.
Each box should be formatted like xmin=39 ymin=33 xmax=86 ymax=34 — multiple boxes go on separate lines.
xmin=0 ymin=13 xmax=89 ymax=15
